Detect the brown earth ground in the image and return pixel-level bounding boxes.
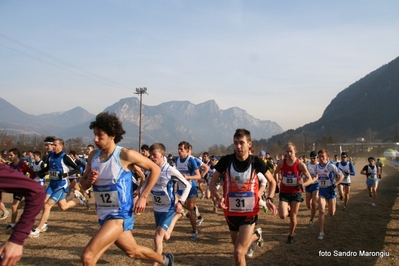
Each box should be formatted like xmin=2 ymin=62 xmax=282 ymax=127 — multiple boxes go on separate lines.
xmin=1 ymin=159 xmax=398 ymax=266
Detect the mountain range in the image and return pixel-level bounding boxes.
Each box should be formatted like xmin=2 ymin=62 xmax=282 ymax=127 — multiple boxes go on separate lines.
xmin=0 ymin=97 xmax=283 ymax=152
xmin=2 ymin=56 xmax=398 ymax=153
xmin=263 ymin=56 xmax=399 ymax=151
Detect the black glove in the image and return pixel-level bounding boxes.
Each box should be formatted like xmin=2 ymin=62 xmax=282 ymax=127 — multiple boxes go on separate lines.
xmin=329 ymin=184 xmax=336 ymax=194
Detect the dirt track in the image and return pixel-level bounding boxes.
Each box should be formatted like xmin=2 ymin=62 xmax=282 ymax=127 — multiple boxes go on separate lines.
xmin=1 ymin=159 xmax=398 ymax=265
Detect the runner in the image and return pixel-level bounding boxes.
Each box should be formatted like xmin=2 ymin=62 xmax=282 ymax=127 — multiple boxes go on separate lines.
xmin=315 ymin=149 xmax=344 ymax=240
xmin=5 ymin=148 xmax=35 ymax=232
xmin=305 ymin=150 xmax=319 ymax=226
xmin=175 ymin=141 xmax=201 ymax=240
xmin=188 ymin=145 xmax=209 ymax=227
xmin=31 ymin=151 xmax=46 ymax=186
xmin=204 ymin=154 xmax=220 ymax=213
xmin=360 ymin=157 xmax=380 ymax=207
xmin=376 ymin=158 xmax=384 ymax=179
xmin=273 ymin=142 xmax=315 ymax=244
xmin=0 ymin=164 xmax=45 ymax=265
xmin=29 ymin=138 xmax=84 ymax=238
xmin=336 ymin=152 xmax=355 ymax=210
xmin=149 ymin=143 xmax=192 ymax=266
xmin=79 ymin=112 xmax=173 ymax=266
xmin=210 ymin=128 xmax=277 ymax=265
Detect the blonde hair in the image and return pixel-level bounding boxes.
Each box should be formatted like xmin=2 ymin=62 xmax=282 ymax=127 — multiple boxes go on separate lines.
xmin=285 ymin=142 xmax=296 ymax=149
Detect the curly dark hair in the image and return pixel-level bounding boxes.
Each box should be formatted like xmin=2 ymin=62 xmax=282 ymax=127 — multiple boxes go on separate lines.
xmin=89 ymin=112 xmax=126 ymax=144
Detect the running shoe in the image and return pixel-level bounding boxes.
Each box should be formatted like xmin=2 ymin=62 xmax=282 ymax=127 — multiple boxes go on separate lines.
xmin=196 ymin=217 xmax=204 ymax=227
xmin=0 ymin=211 xmax=9 ymax=220
xmin=166 ymin=253 xmax=174 ymax=266
xmin=308 ymin=220 xmax=314 ymax=227
xmin=213 ymin=206 xmax=218 ymax=213
xmin=193 ymin=206 xmax=199 ymax=218
xmin=318 ymin=232 xmax=325 ymax=240
xmin=5 ymin=223 xmax=15 ymax=232
xmin=246 ymin=242 xmax=257 ymax=258
xmin=180 ymin=208 xmax=189 ymax=218
xmin=287 ymin=235 xmax=294 ymax=244
xmin=259 ymin=199 xmax=268 ymax=213
xmin=372 ymin=202 xmax=376 ymax=207
xmin=74 ymin=190 xmax=84 ymax=200
xmin=80 ymin=198 xmax=90 ymax=209
xmin=255 ymin=228 xmax=263 ymax=247
xmin=41 ymin=222 xmax=48 ymax=232
xmin=200 ymin=192 xmax=205 ymax=200
xmin=29 ymin=228 xmax=40 ymax=238
xmin=191 ymin=231 xmax=198 ymax=241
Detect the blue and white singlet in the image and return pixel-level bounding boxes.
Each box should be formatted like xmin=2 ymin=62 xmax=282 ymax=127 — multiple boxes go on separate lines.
xmin=91 ymin=146 xmax=133 ymax=220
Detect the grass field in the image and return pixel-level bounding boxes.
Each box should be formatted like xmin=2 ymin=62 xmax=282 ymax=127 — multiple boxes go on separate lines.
xmin=1 ymin=159 xmax=398 ymax=265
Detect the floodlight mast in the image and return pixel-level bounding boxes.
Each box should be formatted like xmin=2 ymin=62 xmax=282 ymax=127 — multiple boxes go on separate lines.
xmin=134 ymin=87 xmax=148 ymax=151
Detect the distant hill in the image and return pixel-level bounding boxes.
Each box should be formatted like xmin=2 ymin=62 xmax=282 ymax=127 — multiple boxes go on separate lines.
xmin=0 ymin=98 xmax=283 ymax=152
xmin=264 ymin=56 xmax=399 ymax=151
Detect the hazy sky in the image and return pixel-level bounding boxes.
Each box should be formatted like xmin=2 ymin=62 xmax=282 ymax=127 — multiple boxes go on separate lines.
xmin=1 ymin=1 xmax=398 ymax=131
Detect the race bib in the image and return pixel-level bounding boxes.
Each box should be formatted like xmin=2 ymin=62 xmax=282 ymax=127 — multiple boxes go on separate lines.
xmin=94 ymin=184 xmax=120 ymax=208
xmin=151 ymin=191 xmax=169 ymax=206
xmin=368 ymin=173 xmax=377 ymax=179
xmin=282 ymin=174 xmax=298 ymax=186
xmin=228 ymin=192 xmax=255 ymax=212
xmin=49 ymin=171 xmax=60 ymax=180
xmin=318 ymin=178 xmax=332 ymax=188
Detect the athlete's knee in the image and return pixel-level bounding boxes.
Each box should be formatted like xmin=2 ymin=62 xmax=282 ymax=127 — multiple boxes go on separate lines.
xmin=81 ymin=250 xmax=94 ymax=266
xmin=233 ymin=247 xmax=246 ymax=261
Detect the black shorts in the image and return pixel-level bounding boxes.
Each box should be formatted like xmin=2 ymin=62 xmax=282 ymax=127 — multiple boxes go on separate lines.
xmin=341 ymin=183 xmax=351 ymax=187
xmin=13 ymin=194 xmax=23 ymax=201
xmin=225 ymin=215 xmax=258 ymax=232
xmin=279 ymin=193 xmax=304 ymax=203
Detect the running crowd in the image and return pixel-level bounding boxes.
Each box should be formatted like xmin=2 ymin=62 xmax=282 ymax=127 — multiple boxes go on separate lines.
xmin=0 ymin=112 xmax=384 ymax=266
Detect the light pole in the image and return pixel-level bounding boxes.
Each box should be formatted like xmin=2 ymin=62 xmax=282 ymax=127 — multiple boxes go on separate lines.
xmin=134 ymin=87 xmax=148 ymax=151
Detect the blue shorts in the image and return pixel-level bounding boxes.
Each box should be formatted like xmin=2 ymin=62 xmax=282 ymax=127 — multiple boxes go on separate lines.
xmin=98 ymin=215 xmax=134 ymax=231
xmin=154 ymin=211 xmax=175 ymax=231
xmin=177 ymin=184 xmax=198 ymax=199
xmin=306 ymin=183 xmax=319 ymax=193
xmin=46 ymin=186 xmax=67 ymax=202
xmin=319 ymin=187 xmax=336 ymax=200
xmin=366 ymin=178 xmax=378 ymax=187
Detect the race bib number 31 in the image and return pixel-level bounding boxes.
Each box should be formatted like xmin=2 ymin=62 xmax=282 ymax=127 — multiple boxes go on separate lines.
xmin=93 ymin=184 xmax=120 ymax=208
xmin=228 ymin=192 xmax=255 ymax=212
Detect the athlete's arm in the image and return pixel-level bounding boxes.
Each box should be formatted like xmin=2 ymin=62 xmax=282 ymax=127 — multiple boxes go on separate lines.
xmin=273 ymin=160 xmax=283 ymax=181
xmin=199 ymin=162 xmax=209 ymax=178
xmin=360 ymin=166 xmax=367 ymax=176
xmin=349 ymin=163 xmax=355 ymax=175
xmin=21 ymin=163 xmax=35 ymax=179
xmin=299 ymin=161 xmax=315 ymax=187
xmin=328 ymin=164 xmax=344 ymax=186
xmin=79 ymin=150 xmax=96 ymax=190
xmin=170 ymin=167 xmax=192 ymax=203
xmin=63 ymin=155 xmax=80 ymax=177
xmin=121 ymin=148 xmax=161 ymax=214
